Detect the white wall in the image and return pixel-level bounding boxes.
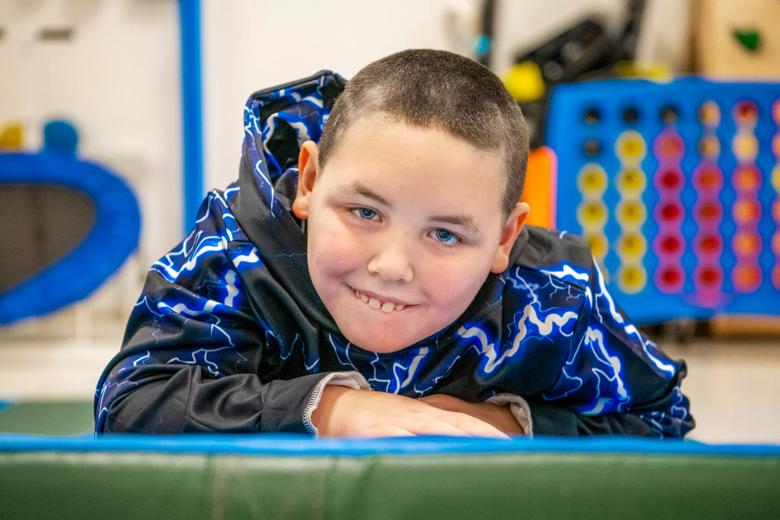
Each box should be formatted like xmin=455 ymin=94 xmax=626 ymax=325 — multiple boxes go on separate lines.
xmin=0 ymin=0 xmax=182 ymax=264
xmin=491 ymin=0 xmax=627 ymax=75
xmin=203 ymin=0 xmax=461 ymax=190
xmin=201 ymin=0 xmax=685 ymax=191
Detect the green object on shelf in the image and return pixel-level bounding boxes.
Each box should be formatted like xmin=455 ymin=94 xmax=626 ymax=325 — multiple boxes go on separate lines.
xmin=732 ymin=29 xmax=761 ymax=52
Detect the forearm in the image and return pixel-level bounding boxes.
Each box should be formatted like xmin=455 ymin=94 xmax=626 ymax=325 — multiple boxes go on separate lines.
xmin=529 ymin=401 xmax=657 ymax=437
xmin=100 ymin=365 xmax=337 ymax=434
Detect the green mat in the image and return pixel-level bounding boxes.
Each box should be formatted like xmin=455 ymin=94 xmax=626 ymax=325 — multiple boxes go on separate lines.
xmin=0 ymin=401 xmax=93 ymax=435
xmin=1 ymin=402 xmax=778 ymax=519
xmin=1 ymin=449 xmax=778 ymax=519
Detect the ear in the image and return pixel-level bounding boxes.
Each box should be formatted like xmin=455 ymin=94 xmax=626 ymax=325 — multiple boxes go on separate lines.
xmin=291 ymin=140 xmax=320 ymax=220
xmin=490 ymin=202 xmax=530 ymax=273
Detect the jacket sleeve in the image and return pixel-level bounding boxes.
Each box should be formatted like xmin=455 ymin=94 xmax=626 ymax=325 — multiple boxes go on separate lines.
xmin=94 ymin=194 xmax=368 ymax=435
xmin=94 ymin=268 xmax=366 ymax=435
xmin=532 ymin=257 xmax=695 ymax=438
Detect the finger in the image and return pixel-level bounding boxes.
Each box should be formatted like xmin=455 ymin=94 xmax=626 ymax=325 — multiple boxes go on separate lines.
xmin=418 ymin=394 xmax=466 ymax=411
xmin=445 ymin=412 xmax=511 ymax=439
xmin=405 ymin=419 xmax=474 ymax=437
xmin=375 ymin=426 xmax=415 ymax=438
xmin=346 ymin=426 xmax=415 ymax=438
xmin=418 ymin=394 xmax=448 ymax=404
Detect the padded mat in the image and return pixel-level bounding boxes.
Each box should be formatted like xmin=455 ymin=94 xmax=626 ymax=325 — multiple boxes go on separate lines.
xmin=1 ymin=402 xmax=778 ymax=519
xmin=1 ymin=436 xmax=779 ymax=520
xmin=0 ymin=400 xmax=93 ymax=435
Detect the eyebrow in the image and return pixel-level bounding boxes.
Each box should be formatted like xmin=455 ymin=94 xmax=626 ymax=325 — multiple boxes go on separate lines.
xmin=342 ymin=181 xmax=391 ymax=206
xmin=429 ymin=214 xmax=480 ymax=233
xmin=340 ymin=181 xmax=481 ymax=233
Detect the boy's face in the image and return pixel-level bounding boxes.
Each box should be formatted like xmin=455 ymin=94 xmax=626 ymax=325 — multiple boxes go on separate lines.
xmin=292 ymin=112 xmax=528 ymax=354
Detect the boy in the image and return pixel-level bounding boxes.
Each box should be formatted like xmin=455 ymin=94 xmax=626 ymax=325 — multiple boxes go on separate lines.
xmin=95 ymin=49 xmax=693 ymax=438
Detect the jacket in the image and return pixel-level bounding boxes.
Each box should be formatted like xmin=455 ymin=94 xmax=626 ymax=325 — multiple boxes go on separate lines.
xmin=94 ymin=71 xmax=694 ymax=438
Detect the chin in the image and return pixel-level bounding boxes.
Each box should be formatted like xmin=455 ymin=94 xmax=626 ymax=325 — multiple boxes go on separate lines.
xmin=339 ymin=322 xmax=418 ymax=354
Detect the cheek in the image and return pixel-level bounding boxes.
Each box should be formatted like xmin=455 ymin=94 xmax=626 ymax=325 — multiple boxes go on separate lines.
xmin=307 ymin=216 xmax=366 ymax=278
xmin=418 ymin=254 xmax=491 ymax=306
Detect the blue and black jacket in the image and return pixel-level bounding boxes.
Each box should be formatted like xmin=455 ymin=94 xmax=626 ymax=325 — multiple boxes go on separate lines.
xmin=94 ymin=71 xmax=694 ymax=438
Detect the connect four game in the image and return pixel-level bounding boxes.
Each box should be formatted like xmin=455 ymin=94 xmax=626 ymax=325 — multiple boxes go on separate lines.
xmin=546 ymin=77 xmax=780 ymax=323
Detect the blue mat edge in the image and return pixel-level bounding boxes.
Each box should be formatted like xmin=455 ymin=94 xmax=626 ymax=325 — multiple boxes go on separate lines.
xmin=1 ymin=433 xmax=779 ymax=458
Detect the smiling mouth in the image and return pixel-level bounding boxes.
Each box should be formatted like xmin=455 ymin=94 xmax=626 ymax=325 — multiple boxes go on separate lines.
xmin=348 ymin=286 xmax=412 ymax=313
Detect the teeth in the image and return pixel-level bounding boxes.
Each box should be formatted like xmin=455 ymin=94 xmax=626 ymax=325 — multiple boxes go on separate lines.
xmin=352 ymin=288 xmax=408 ymax=312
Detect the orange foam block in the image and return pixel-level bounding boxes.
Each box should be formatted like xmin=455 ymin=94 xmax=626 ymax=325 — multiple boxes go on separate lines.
xmin=521 ymin=146 xmax=557 ymax=228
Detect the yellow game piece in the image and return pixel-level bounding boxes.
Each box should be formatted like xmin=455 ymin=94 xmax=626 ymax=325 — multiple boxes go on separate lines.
xmin=732 ymin=133 xmax=758 ymax=162
xmin=772 ymin=134 xmax=780 ymax=158
xmin=616 ymin=168 xmax=646 ymax=195
xmin=615 ymin=130 xmax=646 ymax=164
xmin=577 ymin=163 xmax=608 ymax=196
xmin=503 ymin=61 xmax=545 ymax=103
xmin=617 ymin=233 xmax=647 ymax=260
xmin=699 ymin=101 xmax=720 ymax=127
xmin=772 ymin=232 xmax=780 ymax=256
xmin=0 ymin=122 xmax=24 ymax=150
xmin=585 ymin=233 xmax=608 ymax=259
xmin=773 ymin=199 xmax=780 ymax=222
xmin=616 ymin=200 xmax=647 ymax=228
xmin=613 ymin=61 xmax=671 ymax=80
xmin=577 ymin=201 xmax=608 ymax=229
xmin=617 ymin=264 xmax=647 ymax=294
xmin=698 ymin=135 xmax=720 ymax=158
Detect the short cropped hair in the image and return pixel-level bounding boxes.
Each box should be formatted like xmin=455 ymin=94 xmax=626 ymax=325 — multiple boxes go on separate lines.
xmin=318 ymin=49 xmax=530 ymax=219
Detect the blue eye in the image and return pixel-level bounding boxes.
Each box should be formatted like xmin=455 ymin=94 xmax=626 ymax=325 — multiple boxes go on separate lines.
xmin=352 ymin=207 xmax=378 ymax=221
xmin=433 ymin=228 xmax=460 ymax=246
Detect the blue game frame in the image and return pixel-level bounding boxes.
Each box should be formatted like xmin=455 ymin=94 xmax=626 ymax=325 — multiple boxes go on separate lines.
xmin=546 ymin=77 xmax=780 ymax=323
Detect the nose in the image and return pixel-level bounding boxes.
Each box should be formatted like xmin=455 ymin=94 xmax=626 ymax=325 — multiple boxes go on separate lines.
xmin=367 ymin=239 xmax=414 ymax=284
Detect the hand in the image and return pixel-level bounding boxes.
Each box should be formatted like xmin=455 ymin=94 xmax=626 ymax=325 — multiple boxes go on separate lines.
xmin=311 ymin=387 xmax=510 ymax=439
xmin=419 ymin=394 xmax=526 ymax=436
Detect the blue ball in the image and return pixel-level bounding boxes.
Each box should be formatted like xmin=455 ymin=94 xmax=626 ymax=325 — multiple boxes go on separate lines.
xmin=43 ymin=119 xmax=79 ymax=155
